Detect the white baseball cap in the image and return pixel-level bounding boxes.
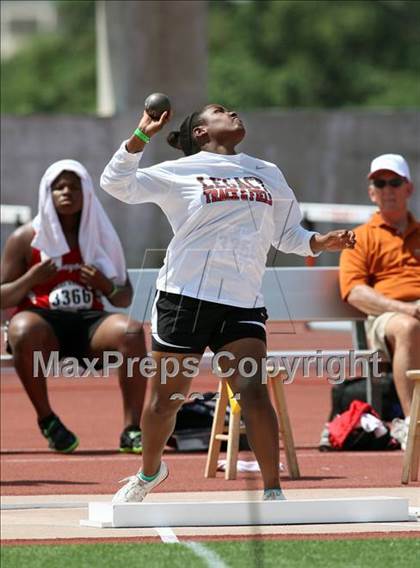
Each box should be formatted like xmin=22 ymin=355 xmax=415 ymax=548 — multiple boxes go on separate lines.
xmin=368 ymin=154 xmax=411 ymax=181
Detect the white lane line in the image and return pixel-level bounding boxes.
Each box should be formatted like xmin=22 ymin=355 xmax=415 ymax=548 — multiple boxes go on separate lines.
xmin=184 ymin=541 xmax=228 ymax=568
xmin=155 ymin=527 xmax=228 ymax=567
xmin=1 ymin=451 xmax=403 ymax=464
xmin=156 ymin=527 xmax=179 ymax=543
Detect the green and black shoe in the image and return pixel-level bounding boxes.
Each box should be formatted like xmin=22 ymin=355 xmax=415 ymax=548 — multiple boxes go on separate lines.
xmin=38 ymin=414 xmax=79 ymax=453
xmin=119 ymin=425 xmax=142 ymax=454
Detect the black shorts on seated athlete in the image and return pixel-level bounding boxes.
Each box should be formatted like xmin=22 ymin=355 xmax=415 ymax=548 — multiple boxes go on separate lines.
xmin=6 ymin=308 xmax=111 ymax=363
xmin=151 ymin=291 xmax=268 ymax=354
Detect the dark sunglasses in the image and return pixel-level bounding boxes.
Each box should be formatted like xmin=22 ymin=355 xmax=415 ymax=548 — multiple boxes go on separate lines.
xmin=371 ymin=178 xmax=405 ymax=189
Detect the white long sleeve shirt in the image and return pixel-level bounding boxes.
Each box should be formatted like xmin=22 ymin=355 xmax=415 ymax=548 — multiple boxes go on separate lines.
xmin=101 ymin=143 xmax=317 ymax=308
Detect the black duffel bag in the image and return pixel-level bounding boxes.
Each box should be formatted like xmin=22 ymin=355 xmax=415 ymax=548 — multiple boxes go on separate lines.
xmin=329 ymin=373 xmax=404 ymax=422
xmin=167 ymin=392 xmax=250 ymax=452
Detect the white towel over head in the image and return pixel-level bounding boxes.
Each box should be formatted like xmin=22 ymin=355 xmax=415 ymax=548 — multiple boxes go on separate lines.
xmin=32 ymin=159 xmax=126 ymax=284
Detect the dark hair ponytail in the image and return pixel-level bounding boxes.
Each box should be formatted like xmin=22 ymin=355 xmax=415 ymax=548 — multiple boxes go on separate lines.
xmin=167 ymin=130 xmax=182 ymax=150
xmin=167 ymin=110 xmax=204 ymax=156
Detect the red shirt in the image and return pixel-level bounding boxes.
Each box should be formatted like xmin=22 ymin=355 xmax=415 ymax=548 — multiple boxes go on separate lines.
xmin=17 ymin=247 xmax=104 ymax=312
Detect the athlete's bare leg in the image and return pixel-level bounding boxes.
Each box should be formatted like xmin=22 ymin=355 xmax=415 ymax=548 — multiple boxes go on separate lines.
xmin=7 ymin=311 xmax=59 ymax=420
xmin=218 ymin=338 xmax=280 ymax=490
xmin=141 ymin=351 xmax=202 ymax=476
xmin=90 ymin=314 xmax=148 ymax=428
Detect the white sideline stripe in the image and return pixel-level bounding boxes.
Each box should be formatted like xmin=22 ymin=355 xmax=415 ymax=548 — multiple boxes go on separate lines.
xmin=156 ymin=527 xmax=228 ymax=567
xmin=183 ymin=542 xmax=228 ymax=568
xmin=1 ymin=502 xmax=86 ymax=511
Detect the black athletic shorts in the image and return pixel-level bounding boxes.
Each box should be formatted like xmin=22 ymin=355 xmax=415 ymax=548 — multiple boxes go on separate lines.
xmin=151 ymin=291 xmax=268 ymax=354
xmin=6 ymin=308 xmax=111 ymax=362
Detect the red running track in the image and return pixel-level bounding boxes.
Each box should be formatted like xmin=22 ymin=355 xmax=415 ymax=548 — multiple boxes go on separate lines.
xmin=1 ymin=326 xmax=416 ymax=496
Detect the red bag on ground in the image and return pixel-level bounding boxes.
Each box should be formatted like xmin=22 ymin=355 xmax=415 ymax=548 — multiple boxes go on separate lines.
xmin=328 ymin=400 xmax=377 ymax=449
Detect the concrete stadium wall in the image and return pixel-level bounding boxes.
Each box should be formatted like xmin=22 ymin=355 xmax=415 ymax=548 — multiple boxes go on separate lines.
xmin=2 ymin=109 xmax=419 ymax=266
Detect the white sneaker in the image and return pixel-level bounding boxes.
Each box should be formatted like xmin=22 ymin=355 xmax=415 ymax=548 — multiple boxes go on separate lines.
xmin=112 ymin=462 xmax=169 ymax=504
xmin=390 ymin=417 xmax=410 ymax=451
xmin=263 ymin=488 xmax=286 ymax=501
xmin=319 ymin=423 xmax=331 ymax=451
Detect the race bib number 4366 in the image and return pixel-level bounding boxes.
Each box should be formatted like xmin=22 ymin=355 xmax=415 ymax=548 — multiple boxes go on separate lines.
xmin=49 ymin=281 xmax=93 ymax=310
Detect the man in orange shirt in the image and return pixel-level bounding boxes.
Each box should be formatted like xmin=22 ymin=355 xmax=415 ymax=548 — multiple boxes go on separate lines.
xmin=340 ymin=154 xmax=420 ymax=448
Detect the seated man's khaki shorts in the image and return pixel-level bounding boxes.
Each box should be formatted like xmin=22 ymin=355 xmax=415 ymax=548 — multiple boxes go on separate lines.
xmin=365 ymin=299 xmax=420 ymax=361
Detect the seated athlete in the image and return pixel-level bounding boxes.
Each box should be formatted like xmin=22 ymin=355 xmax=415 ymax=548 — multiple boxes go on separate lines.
xmin=1 ymin=160 xmax=147 ymax=453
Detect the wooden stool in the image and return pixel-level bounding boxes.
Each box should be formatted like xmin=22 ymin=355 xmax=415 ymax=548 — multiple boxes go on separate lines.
xmin=205 ymin=373 xmax=300 ymax=480
xmin=402 ymin=370 xmax=420 ymax=484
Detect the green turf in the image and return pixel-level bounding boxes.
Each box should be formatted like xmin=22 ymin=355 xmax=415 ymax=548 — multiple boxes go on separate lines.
xmin=0 ymin=543 xmax=200 ymax=568
xmin=208 ymin=538 xmax=420 ymax=567
xmin=1 ymin=538 xmax=419 ymax=568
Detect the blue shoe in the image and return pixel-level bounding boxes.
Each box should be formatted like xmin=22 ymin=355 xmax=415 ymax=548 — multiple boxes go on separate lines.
xmin=263 ymin=488 xmax=286 ymax=501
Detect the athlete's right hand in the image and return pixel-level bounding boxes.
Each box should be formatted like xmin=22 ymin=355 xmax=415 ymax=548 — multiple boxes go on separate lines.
xmin=126 ymin=109 xmax=171 ymax=153
xmin=138 ymin=110 xmax=171 ymax=138
xmin=28 ymin=260 xmax=57 ymax=286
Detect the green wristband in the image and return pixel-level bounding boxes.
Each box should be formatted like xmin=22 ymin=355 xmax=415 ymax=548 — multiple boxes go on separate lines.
xmin=133 ymin=128 xmax=150 ymax=144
